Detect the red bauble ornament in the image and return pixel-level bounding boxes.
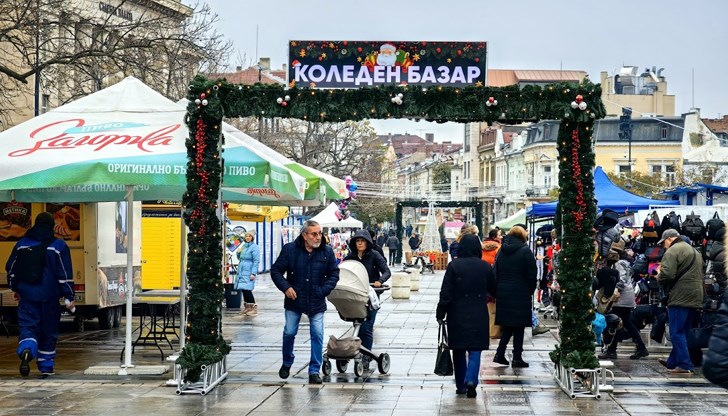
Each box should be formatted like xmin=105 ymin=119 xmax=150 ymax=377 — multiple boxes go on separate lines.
xmin=200 ymin=93 xmax=206 ymax=99
xmin=575 ymin=94 xmax=583 ymax=103
xmin=281 ymin=101 xmax=288 ymax=107
xmin=475 ymin=57 xmax=480 ymax=63
xmin=343 ymin=41 xmax=348 ymax=46
xmin=488 ymin=97 xmax=495 ymax=103
xmin=421 ymin=41 xmax=427 ymax=46
xmin=457 ymin=50 xmax=462 ymax=56
xmin=357 ymin=47 xmax=363 ymax=53
xmin=436 ymin=47 xmax=442 ymax=53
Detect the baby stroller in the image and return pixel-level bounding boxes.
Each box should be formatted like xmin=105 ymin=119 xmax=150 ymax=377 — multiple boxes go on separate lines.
xmin=322 ymin=260 xmax=391 ymax=377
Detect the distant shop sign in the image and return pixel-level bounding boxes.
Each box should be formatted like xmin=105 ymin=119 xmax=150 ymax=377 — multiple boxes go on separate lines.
xmin=99 ymin=2 xmax=133 ymax=21
xmin=288 ymin=41 xmax=487 ymax=88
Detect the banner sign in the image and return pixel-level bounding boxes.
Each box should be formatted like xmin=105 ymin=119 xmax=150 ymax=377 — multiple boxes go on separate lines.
xmin=288 ymin=40 xmax=486 ymax=88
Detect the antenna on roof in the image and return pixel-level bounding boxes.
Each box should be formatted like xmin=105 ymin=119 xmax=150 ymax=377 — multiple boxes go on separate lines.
xmin=255 ymin=25 xmax=259 ymax=63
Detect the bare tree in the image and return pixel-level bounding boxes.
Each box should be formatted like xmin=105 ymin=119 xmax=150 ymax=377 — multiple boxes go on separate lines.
xmin=230 ymin=117 xmax=386 ymax=182
xmin=0 ymin=0 xmax=232 ymax=126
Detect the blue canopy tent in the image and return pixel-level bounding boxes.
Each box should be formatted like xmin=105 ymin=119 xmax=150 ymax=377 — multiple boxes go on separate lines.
xmin=527 ymin=166 xmax=678 ymax=218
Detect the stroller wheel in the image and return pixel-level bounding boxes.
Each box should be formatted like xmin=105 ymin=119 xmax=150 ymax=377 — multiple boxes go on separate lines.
xmin=377 ymin=353 xmax=391 ymax=374
xmin=336 ymin=360 xmax=348 ymax=373
xmin=322 ymin=360 xmax=332 ymax=376
xmin=353 ymin=360 xmax=364 ymax=377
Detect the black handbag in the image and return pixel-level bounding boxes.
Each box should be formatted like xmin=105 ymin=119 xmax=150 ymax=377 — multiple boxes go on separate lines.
xmin=434 ymin=322 xmax=453 ymax=376
xmin=688 ymin=326 xmax=713 ymax=349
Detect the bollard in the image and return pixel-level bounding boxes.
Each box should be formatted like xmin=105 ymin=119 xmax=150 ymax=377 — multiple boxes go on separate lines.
xmin=405 ymin=267 xmax=420 ymax=291
xmin=390 ymin=272 xmax=411 ymax=299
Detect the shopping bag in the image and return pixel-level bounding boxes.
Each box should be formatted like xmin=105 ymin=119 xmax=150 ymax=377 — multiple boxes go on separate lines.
xmin=488 ymin=302 xmax=501 ymax=339
xmin=434 ymin=322 xmax=453 ymax=376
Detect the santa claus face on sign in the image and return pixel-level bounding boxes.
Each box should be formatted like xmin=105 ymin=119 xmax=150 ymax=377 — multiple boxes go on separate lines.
xmin=376 ymin=43 xmax=397 ymax=66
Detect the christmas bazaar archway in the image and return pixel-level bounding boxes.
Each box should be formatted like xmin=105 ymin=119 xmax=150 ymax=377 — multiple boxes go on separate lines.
xmin=179 ymin=76 xmax=605 ymax=379
xmin=395 ymin=200 xmax=483 ymax=263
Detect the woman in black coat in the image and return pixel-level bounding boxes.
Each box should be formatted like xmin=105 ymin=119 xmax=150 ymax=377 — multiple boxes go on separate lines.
xmin=704 ymin=231 xmax=728 ymax=388
xmin=436 ymin=234 xmax=496 ymax=398
xmin=493 ymin=226 xmax=537 ymax=368
xmin=344 ymin=230 xmax=391 ymax=369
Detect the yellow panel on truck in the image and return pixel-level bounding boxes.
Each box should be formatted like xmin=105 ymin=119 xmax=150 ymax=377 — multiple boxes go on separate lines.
xmin=141 ymin=216 xmax=181 ymax=290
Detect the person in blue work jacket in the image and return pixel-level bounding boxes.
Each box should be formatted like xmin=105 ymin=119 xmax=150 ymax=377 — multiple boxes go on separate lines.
xmin=271 ymin=220 xmax=339 ymax=384
xmin=5 ymin=212 xmax=74 ymax=378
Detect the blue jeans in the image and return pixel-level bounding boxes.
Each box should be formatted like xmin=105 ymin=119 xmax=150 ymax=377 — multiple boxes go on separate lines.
xmin=531 ymin=310 xmax=539 ymax=328
xmin=667 ymin=306 xmax=697 ymax=371
xmin=452 ymin=349 xmax=482 ymax=390
xmin=359 ymin=308 xmax=378 ymax=351
xmin=282 ymin=309 xmax=324 ymax=375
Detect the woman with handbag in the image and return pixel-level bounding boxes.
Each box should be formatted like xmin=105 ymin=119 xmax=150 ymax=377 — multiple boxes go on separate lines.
xmin=436 ymin=234 xmax=496 ymax=398
xmin=492 ymin=226 xmax=537 ymax=368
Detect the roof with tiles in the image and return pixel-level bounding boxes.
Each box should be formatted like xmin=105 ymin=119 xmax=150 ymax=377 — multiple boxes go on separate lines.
xmin=487 ymin=69 xmax=587 ymax=87
xmin=377 ymin=134 xmax=461 ymax=158
xmin=703 ymin=116 xmax=728 ymax=135
xmin=524 ymin=117 xmax=685 ymax=146
xmin=208 ymin=67 xmax=287 ymax=85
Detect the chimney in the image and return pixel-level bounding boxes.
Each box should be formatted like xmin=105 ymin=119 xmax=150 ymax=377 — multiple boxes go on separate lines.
xmin=236 ymin=66 xmax=242 ymax=71
xmin=281 ymin=63 xmax=287 ymax=73
xmin=258 ymin=57 xmax=271 ymax=71
xmin=426 ymin=133 xmax=434 ymax=143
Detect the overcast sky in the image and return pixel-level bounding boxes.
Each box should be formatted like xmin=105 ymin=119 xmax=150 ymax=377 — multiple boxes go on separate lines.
xmin=192 ymin=0 xmax=728 ymax=142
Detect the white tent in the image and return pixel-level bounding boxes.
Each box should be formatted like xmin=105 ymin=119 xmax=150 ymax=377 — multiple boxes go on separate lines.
xmin=309 ymin=202 xmax=363 ymax=228
xmin=493 ymin=209 xmax=526 ymax=229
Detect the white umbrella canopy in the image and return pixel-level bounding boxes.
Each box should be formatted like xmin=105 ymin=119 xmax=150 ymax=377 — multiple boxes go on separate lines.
xmin=0 ymin=76 xmax=307 ymax=204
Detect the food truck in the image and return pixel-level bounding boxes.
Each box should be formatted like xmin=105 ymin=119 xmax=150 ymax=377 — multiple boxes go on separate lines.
xmin=0 ymin=201 xmax=141 ymax=331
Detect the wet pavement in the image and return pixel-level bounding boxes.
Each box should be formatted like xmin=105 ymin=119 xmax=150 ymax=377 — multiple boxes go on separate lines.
xmin=0 ymin=267 xmax=726 ymax=415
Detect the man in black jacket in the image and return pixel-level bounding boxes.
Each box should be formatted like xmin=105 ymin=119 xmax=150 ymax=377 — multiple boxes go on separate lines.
xmin=271 ymin=220 xmax=340 ymax=384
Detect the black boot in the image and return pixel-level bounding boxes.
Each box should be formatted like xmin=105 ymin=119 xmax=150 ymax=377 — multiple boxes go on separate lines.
xmin=493 ymin=353 xmax=509 ymax=366
xmin=511 ymin=353 xmax=529 ymax=368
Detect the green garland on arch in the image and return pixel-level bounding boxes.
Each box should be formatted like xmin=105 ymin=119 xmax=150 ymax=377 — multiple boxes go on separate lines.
xmin=180 ymin=74 xmax=606 ymax=379
xmin=548 ymin=93 xmax=602 ymax=370
xmin=192 ymin=76 xmax=606 ymax=124
xmin=178 ymin=76 xmax=230 ymax=382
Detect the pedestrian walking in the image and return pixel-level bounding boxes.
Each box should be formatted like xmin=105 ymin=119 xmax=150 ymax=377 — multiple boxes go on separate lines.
xmin=386 ymin=231 xmax=399 ymax=266
xmin=409 ymin=233 xmax=422 ymax=252
xmin=236 ymin=231 xmax=260 ymax=316
xmin=492 ymin=226 xmax=537 ymax=368
xmin=656 ymin=228 xmax=704 ymax=374
xmin=704 ymin=284 xmax=728 ymax=387
xmin=5 ymin=212 xmax=75 ymax=377
xmin=344 ymin=230 xmax=391 ymax=370
xmin=436 ymin=234 xmax=496 ymax=398
xmin=368 ymin=229 xmax=385 ymax=259
xmin=270 ymin=220 xmax=340 ymax=384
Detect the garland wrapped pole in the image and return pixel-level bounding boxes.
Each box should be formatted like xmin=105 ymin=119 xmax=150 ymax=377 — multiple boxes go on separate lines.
xmin=179 ymin=77 xmax=230 ymax=383
xmin=549 ymin=87 xmax=606 ymax=369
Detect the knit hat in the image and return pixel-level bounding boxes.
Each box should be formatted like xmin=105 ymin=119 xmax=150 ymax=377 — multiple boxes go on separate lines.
xmin=35 ymin=212 xmax=55 ymax=228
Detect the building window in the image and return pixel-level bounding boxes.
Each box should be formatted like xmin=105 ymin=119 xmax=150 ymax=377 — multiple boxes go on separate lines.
xmin=40 ymin=94 xmax=50 ymax=114
xmin=665 ymin=164 xmax=676 ymax=186
xmin=649 ymin=162 xmax=677 ymax=186
xmin=543 ymin=165 xmax=552 ymax=188
xmin=661 ymin=126 xmax=668 ymax=139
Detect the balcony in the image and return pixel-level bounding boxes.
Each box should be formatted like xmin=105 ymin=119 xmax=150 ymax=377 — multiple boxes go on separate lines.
xmin=525 ymin=186 xmax=553 ymax=199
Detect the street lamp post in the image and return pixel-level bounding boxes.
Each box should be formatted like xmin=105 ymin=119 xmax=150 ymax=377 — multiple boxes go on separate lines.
xmin=619 ymin=107 xmax=633 ymax=177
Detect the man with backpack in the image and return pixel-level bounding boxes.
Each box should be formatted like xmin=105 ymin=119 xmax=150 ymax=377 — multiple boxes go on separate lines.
xmin=656 ymin=228 xmax=704 ymax=374
xmin=5 ymin=212 xmax=74 ymax=378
